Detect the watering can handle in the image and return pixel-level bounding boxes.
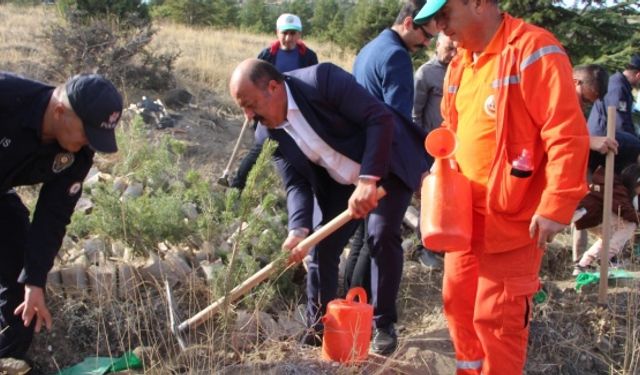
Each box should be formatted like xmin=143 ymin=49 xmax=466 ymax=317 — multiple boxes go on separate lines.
xmin=345 ymin=287 xmax=368 ymax=305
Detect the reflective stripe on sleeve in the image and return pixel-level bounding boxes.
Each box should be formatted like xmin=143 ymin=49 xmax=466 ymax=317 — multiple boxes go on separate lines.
xmin=492 ymin=75 xmax=520 ymax=89
xmin=456 ymin=359 xmax=483 ymax=370
xmin=519 ymin=45 xmax=566 ymax=71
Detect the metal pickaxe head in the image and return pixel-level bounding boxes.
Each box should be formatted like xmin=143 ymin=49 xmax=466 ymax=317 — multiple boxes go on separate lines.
xmin=164 ymin=279 xmax=188 ymax=350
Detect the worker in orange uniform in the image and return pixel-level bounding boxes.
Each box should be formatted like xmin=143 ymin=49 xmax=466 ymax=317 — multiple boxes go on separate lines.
xmin=413 ymin=1 xmax=590 ymax=374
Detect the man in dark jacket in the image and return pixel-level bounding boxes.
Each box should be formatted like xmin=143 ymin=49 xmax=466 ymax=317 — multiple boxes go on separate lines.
xmin=230 ymin=59 xmax=429 ymax=355
xmin=230 ymin=13 xmax=318 ymax=190
xmin=0 ymin=72 xmax=122 ymax=359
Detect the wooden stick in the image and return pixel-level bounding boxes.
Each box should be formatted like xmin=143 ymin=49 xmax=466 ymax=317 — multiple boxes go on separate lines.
xmin=220 ymin=118 xmax=251 ymax=178
xmin=178 ymin=187 xmax=387 ymax=332
xmin=598 ymin=106 xmax=616 ymax=304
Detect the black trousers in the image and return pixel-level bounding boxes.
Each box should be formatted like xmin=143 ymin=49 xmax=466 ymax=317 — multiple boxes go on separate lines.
xmin=0 ymin=191 xmax=34 ymax=359
xmin=343 ymin=220 xmax=371 ymax=299
xmin=306 ymin=174 xmax=412 ymax=331
xmin=230 ymin=142 xmax=262 ymax=190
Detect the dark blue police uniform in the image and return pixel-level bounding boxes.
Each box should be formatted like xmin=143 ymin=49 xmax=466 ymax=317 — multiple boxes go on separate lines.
xmin=0 ymin=72 xmax=94 ymax=358
xmin=603 ymin=72 xmax=637 ymax=135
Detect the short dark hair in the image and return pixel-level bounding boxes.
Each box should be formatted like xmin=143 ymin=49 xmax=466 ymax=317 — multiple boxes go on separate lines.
xmin=395 ymin=0 xmax=426 ymax=25
xmin=620 ymin=162 xmax=640 ymax=195
xmin=574 ymin=64 xmax=609 ymax=99
xmin=249 ymin=60 xmax=285 ymax=91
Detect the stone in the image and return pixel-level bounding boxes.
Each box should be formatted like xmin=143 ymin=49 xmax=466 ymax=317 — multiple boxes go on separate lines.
xmin=163 ymin=251 xmax=191 ymax=279
xmin=182 ymin=202 xmax=198 ymax=220
xmin=163 ymin=88 xmax=193 ymax=109
xmin=83 ymin=237 xmax=107 ymax=264
xmin=87 ymin=263 xmax=116 ymax=299
xmin=0 ymin=358 xmax=30 ymax=375
xmin=75 ymin=197 xmax=93 ymax=213
xmin=59 ymin=264 xmax=88 ymax=292
xmin=47 ymin=267 xmax=63 ymax=292
xmin=231 ymin=310 xmax=278 ymax=350
xmin=113 ymin=176 xmax=128 ymax=194
xmin=118 ymin=263 xmax=139 ymax=299
xmin=276 ymin=311 xmax=305 ymax=340
xmin=122 ymin=182 xmax=144 ymax=200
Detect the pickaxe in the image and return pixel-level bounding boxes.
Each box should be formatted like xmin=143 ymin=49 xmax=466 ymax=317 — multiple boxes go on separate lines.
xmin=166 ymin=187 xmax=386 ymax=349
xmin=217 ymin=118 xmax=251 ymax=187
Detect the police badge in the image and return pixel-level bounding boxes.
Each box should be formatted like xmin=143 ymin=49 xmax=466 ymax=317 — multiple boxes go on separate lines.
xmin=52 ymin=152 xmax=75 ymax=173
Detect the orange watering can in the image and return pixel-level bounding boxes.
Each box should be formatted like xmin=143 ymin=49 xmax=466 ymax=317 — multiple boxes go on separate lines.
xmin=321 ymin=287 xmax=373 ymax=363
xmin=420 ymin=127 xmax=472 ymax=252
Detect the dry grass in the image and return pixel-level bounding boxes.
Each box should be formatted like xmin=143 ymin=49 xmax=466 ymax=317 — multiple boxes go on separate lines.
xmin=149 ymin=22 xmax=355 ymax=111
xmin=0 ymin=3 xmax=355 ymax=107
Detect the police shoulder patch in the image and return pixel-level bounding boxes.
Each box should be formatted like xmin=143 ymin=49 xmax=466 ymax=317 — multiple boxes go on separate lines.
xmin=53 ymin=152 xmax=75 ymax=173
xmin=68 ymin=182 xmax=82 ymax=196
xmin=618 ymin=101 xmax=627 ymax=112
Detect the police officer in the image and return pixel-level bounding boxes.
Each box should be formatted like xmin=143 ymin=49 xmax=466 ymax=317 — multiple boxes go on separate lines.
xmin=0 ymin=72 xmax=123 ymax=359
xmin=602 ymin=54 xmax=640 ymax=136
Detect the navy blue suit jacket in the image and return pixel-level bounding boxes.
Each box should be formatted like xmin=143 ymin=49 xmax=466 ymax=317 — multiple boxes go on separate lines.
xmin=256 ymin=63 xmax=430 ymax=230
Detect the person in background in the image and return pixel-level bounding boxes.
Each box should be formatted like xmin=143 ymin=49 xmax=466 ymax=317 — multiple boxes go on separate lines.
xmin=413 ymin=33 xmax=456 ymax=133
xmin=598 ymin=54 xmax=640 ymax=137
xmin=572 ymin=163 xmax=640 ymax=275
xmin=413 ymin=0 xmax=590 ymax=373
xmin=230 ymin=13 xmax=318 ymax=190
xmin=346 ymin=0 xmax=437 ymax=312
xmin=412 ymin=32 xmax=457 ymax=269
xmin=573 ymin=64 xmax=640 ymax=174
xmin=0 ymin=72 xmax=122 ymax=359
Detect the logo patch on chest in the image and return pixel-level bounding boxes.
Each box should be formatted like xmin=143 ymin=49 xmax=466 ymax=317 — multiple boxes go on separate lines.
xmin=53 ymin=152 xmax=75 ymax=173
xmin=484 ymin=94 xmax=497 ymax=118
xmin=0 ymin=137 xmax=11 ymax=148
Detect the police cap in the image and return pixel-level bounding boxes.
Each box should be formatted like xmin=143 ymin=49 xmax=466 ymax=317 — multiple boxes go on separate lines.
xmin=66 ymin=74 xmax=123 ymax=153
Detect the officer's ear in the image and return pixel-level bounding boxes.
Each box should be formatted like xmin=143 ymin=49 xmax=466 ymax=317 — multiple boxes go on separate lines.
xmin=52 ymin=99 xmax=67 ymax=121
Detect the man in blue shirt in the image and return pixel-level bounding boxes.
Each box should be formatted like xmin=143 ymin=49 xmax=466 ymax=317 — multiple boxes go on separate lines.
xmin=0 ymin=72 xmax=122 ymax=359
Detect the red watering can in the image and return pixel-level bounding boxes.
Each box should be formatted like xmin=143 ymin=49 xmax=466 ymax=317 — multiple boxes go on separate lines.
xmin=321 ymin=287 xmax=373 ymax=363
xmin=420 ymin=127 xmax=472 ymax=252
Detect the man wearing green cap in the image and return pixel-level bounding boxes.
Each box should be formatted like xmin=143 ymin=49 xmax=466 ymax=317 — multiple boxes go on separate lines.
xmin=0 ymin=72 xmax=122 ymax=360
xmin=413 ymin=1 xmax=589 ymax=374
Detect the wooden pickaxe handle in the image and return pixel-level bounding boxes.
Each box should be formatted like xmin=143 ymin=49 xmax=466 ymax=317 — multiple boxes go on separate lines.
xmin=221 ymin=117 xmax=251 ymax=178
xmin=178 ymin=186 xmax=386 ymax=332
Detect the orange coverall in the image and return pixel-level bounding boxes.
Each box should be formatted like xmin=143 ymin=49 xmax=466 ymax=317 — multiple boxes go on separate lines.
xmin=440 ymin=14 xmax=590 ymax=374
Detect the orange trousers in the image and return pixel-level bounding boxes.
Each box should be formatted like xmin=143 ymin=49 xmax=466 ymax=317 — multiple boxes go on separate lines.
xmin=442 ymin=242 xmax=542 ymax=375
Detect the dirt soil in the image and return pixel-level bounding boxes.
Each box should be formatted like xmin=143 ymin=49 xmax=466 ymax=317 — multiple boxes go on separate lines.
xmin=25 ymin=85 xmax=640 ymax=375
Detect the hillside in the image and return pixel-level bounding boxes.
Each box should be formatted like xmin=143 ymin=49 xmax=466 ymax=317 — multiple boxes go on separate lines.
xmin=0 ymin=4 xmax=639 ymax=375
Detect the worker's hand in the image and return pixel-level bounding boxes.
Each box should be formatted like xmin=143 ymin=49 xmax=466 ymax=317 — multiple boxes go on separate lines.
xmin=589 ymin=136 xmax=618 ymax=155
xmin=349 ymin=178 xmax=378 ymax=219
xmin=14 ymin=284 xmax=52 ymax=333
xmin=528 ymin=214 xmax=566 ymax=249
xmin=282 ymin=229 xmax=308 ymax=264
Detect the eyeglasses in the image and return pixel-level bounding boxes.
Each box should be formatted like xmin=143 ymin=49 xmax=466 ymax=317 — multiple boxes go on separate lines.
xmin=418 ymin=25 xmax=434 ymax=40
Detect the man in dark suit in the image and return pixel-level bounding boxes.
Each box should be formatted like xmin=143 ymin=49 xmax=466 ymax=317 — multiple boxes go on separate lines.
xmin=229 ymin=59 xmax=429 ymax=354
